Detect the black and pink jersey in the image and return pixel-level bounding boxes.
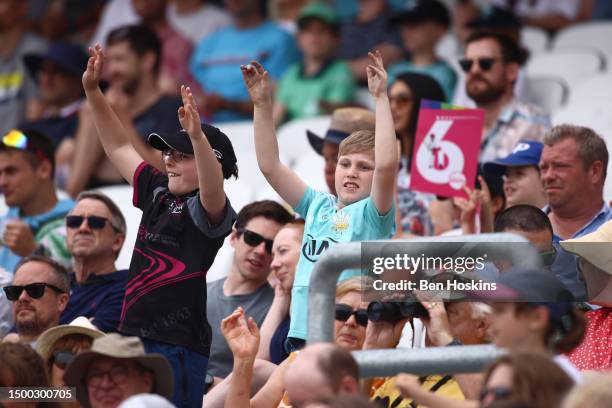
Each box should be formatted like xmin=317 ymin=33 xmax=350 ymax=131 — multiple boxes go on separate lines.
xmin=119 ymin=162 xmax=236 ymax=355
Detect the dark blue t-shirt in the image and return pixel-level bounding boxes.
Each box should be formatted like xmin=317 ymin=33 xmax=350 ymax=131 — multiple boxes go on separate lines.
xmin=60 ymin=270 xmax=128 ymax=333
xmin=270 ymin=316 xmax=290 ymax=365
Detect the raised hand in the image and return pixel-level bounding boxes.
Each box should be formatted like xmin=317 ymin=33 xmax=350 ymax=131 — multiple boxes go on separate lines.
xmin=366 ymin=50 xmax=388 ymax=99
xmin=178 ymin=85 xmax=202 ymax=139
xmin=220 ymin=307 xmax=260 ymax=360
xmin=240 ymin=61 xmax=272 ymax=107
xmin=83 ymin=44 xmax=104 ymax=93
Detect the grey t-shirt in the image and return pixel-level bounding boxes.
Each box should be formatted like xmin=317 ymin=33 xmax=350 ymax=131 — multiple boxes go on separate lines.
xmin=0 ymin=33 xmax=47 ymax=135
xmin=206 ymin=277 xmax=274 ymax=377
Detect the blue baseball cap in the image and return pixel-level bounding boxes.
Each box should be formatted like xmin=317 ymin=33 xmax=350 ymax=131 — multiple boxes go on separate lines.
xmin=24 ymin=41 xmax=89 ymax=80
xmin=483 ymin=140 xmax=543 ymax=176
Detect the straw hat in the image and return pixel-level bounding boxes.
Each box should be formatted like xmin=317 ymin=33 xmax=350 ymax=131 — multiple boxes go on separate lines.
xmin=561 ymin=220 xmax=612 ymax=275
xmin=63 ymin=333 xmax=173 ymax=407
xmin=37 ymin=317 xmax=104 ymax=361
xmin=307 ymin=108 xmax=375 ymax=155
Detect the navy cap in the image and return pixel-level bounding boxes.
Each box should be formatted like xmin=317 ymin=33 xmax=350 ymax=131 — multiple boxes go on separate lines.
xmin=148 ymin=124 xmax=238 ymax=180
xmin=466 ymin=6 xmax=522 ymax=29
xmin=390 ymin=0 xmax=451 ymax=28
xmin=483 ymin=141 xmax=543 ymax=176
xmin=24 ymin=41 xmax=89 ymax=80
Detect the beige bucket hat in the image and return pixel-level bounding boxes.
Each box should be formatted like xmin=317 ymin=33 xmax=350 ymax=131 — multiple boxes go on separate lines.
xmin=560 ymin=220 xmax=612 ymax=275
xmin=37 ymin=316 xmax=104 ymax=361
xmin=307 ymin=107 xmax=375 ymax=154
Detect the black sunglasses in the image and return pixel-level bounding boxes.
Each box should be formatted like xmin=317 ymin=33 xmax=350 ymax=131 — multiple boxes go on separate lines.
xmin=52 ymin=350 xmax=76 ymax=369
xmin=335 ymin=303 xmax=368 ymax=327
xmin=3 ymin=282 xmax=65 ymax=301
xmin=237 ymin=229 xmax=274 ymax=254
xmin=66 ymin=215 xmax=118 ymax=231
xmin=458 ymin=57 xmax=502 ymax=73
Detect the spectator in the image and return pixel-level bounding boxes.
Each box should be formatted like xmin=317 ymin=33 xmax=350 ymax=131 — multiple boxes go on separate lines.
xmin=274 ymin=2 xmax=355 ymax=127
xmin=205 ymin=277 xmax=369 ymax=407
xmin=66 ymin=24 xmax=182 ymax=196
xmin=36 ymin=316 xmax=104 ymax=387
xmin=484 ymin=141 xmax=546 ymax=209
xmin=562 ymin=220 xmax=612 ymax=370
xmin=167 ymin=0 xmax=231 ymax=45
xmin=20 ymin=42 xmax=88 ymax=149
xmin=306 ymin=107 xmax=375 ymax=195
xmin=267 ymin=0 xmax=310 ymax=33
xmin=460 ymin=31 xmax=549 ymax=162
xmin=89 ymin=0 xmax=139 ymax=48
xmin=0 ymin=129 xmax=74 ymax=274
xmin=60 ymin=191 xmax=128 ymax=333
xmin=395 ymin=351 xmax=574 ymax=408
xmin=190 ymin=0 xmax=300 ymax=122
xmin=256 ymin=219 xmax=305 ymax=364
xmin=336 ymin=0 xmax=403 ymax=83
xmin=0 ymin=267 xmax=10 ymax=338
xmin=83 ymin=45 xmax=238 ymax=407
xmin=63 ymin=333 xmax=174 ymax=408
xmin=388 ymin=0 xmax=457 ymax=100
xmin=489 ymin=0 xmax=592 ymax=32
xmin=388 ymin=73 xmax=446 ymax=236
xmin=539 ymin=124 xmax=611 ymax=300
xmin=563 ymin=372 xmax=612 ymax=408
xmin=131 ymin=0 xmax=199 ymax=97
xmin=0 ymin=342 xmax=49 ymax=389
xmin=243 ymin=51 xmax=397 ymax=347
xmin=207 ymin=200 xmax=293 ymax=379
xmin=0 ymin=0 xmax=47 ymax=135
xmin=2 ymin=255 xmax=69 ymax=345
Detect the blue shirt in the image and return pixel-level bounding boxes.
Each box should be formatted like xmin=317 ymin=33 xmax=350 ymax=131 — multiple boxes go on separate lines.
xmin=60 ymin=270 xmax=128 ymax=333
xmin=288 ymin=187 xmax=395 ymax=339
xmin=546 ymin=202 xmax=612 ymax=301
xmin=190 ymin=21 xmax=300 ymax=123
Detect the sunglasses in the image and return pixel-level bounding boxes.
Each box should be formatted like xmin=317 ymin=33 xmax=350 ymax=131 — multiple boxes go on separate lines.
xmin=479 ymin=386 xmax=512 ymax=402
xmin=389 ymin=93 xmax=412 ymax=108
xmin=66 ymin=215 xmax=119 ymax=231
xmin=458 ymin=57 xmax=502 ymax=73
xmin=335 ymin=303 xmax=368 ymax=327
xmin=162 ymin=149 xmax=193 ymax=163
xmin=237 ymin=229 xmax=274 ymax=254
xmin=52 ymin=350 xmax=76 ymax=370
xmin=3 ymin=282 xmax=65 ymax=301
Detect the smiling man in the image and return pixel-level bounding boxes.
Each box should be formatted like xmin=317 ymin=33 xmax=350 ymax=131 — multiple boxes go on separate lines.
xmin=60 ymin=191 xmax=128 ymax=332
xmin=540 ymin=124 xmax=611 ymax=300
xmin=206 ymin=200 xmax=293 ymax=380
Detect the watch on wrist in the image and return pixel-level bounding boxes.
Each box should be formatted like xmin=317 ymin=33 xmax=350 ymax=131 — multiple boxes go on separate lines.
xmin=446 ymin=338 xmax=463 ymax=346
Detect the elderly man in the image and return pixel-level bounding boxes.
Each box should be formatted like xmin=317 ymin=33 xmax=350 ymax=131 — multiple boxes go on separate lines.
xmin=539 ymin=124 xmax=612 ymax=299
xmin=2 ymin=255 xmax=70 ymax=345
xmin=63 ymin=333 xmax=174 ymax=408
xmin=60 ymin=191 xmax=128 ymax=332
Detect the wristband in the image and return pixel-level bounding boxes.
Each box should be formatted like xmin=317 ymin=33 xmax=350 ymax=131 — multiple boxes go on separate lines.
xmin=446 ymin=338 xmax=463 ymax=347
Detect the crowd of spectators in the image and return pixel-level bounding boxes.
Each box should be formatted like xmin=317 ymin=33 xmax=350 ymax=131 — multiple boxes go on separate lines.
xmin=1 ymin=1 xmax=612 ymax=408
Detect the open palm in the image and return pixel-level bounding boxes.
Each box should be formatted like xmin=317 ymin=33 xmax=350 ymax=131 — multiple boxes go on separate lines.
xmin=82 ymin=44 xmax=104 ymax=92
xmin=366 ymin=50 xmax=388 ymax=98
xmin=178 ymin=85 xmax=202 ymax=137
xmin=221 ymin=308 xmax=260 ymax=360
xmin=241 ymin=61 xmax=272 ymax=106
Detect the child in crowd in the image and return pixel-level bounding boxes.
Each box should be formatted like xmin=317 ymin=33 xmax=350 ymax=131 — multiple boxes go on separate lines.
xmin=82 ymin=44 xmax=238 ymax=407
xmin=242 ymin=50 xmax=398 ymax=349
xmin=274 ymin=2 xmax=355 ymax=127
xmin=388 ymin=0 xmax=457 ymax=100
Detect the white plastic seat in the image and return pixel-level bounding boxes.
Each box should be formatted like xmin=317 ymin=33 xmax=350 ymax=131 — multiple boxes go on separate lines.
xmin=567 ymin=74 xmax=612 ymax=105
xmin=436 ymin=33 xmax=460 ymax=62
xmin=215 ymin=121 xmax=255 ymax=154
xmin=277 ymin=116 xmax=330 ymax=167
xmin=526 ymin=49 xmax=603 ymax=86
xmin=292 ymin=152 xmax=327 ymax=193
xmin=521 ymin=26 xmax=550 ymax=56
xmin=552 ymin=22 xmax=612 ymax=59
xmin=523 ymin=75 xmax=568 ymax=114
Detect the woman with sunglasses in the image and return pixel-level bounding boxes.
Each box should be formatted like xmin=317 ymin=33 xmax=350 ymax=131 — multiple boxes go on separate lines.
xmin=388 ymin=73 xmax=446 ymax=237
xmin=36 ymin=317 xmax=103 ymax=392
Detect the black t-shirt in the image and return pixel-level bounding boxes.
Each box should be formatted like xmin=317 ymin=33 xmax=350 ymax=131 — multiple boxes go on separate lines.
xmin=119 ymin=162 xmax=236 ymax=355
xmin=133 ymin=95 xmax=182 ymax=142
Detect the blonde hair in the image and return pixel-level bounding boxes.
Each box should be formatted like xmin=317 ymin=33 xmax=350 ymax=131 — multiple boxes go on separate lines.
xmin=336 ymin=276 xmax=375 ymax=299
xmin=563 ymin=372 xmax=612 ymax=408
xmin=281 ymin=219 xmax=305 ymax=240
xmin=338 ymin=130 xmax=375 ymax=157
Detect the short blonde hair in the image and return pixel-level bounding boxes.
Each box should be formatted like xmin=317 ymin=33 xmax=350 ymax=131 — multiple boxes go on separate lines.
xmin=338 ymin=130 xmax=375 ymax=157
xmin=335 ymin=276 xmax=374 ymax=299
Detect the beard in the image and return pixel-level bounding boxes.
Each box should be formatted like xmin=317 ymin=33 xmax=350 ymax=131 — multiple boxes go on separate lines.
xmin=15 ymin=308 xmax=51 ymax=338
xmin=467 ymin=76 xmax=507 ymax=105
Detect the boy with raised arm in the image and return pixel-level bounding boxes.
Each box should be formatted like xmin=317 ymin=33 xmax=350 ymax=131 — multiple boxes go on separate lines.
xmin=82 ymin=45 xmax=238 ymax=407
xmin=241 ymin=51 xmax=398 ymax=348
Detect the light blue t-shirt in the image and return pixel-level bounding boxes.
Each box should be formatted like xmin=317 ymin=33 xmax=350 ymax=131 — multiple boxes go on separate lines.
xmin=288 ymin=187 xmax=395 ymax=340
xmin=388 ymin=60 xmax=457 ymax=101
xmin=189 ymin=21 xmax=300 ymax=123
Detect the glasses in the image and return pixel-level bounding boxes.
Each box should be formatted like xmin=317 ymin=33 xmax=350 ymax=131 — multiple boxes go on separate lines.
xmin=66 ymin=215 xmax=119 ymax=231
xmin=52 ymin=350 xmax=76 ymax=370
xmin=86 ymin=365 xmax=131 ymax=387
xmin=540 ymin=246 xmax=557 ymax=267
xmin=389 ymin=93 xmax=412 ymax=108
xmin=237 ymin=229 xmax=274 ymax=254
xmin=3 ymin=282 xmax=65 ymax=301
xmin=162 ymin=149 xmax=192 ymax=163
xmin=458 ymin=57 xmax=503 ymax=73
xmin=335 ymin=303 xmax=368 ymax=327
xmin=479 ymin=386 xmax=512 ymax=403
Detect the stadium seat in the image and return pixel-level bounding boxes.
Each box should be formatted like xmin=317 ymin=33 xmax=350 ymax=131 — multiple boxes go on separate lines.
xmin=521 ymin=26 xmax=549 ymax=56
xmin=436 ymin=32 xmax=460 ymax=62
xmin=355 ymin=87 xmax=375 ymax=111
xmin=223 ymin=179 xmax=254 ymax=214
xmin=567 ymin=74 xmax=612 ymax=105
xmin=552 ymin=21 xmax=612 ymax=62
xmin=277 ymin=116 xmax=330 ymax=167
xmin=215 ymin=121 xmax=255 ymax=154
xmin=526 ymin=49 xmax=604 ymax=86
xmin=292 ymin=151 xmax=327 ymax=193
xmin=524 ymin=75 xmax=568 ymax=114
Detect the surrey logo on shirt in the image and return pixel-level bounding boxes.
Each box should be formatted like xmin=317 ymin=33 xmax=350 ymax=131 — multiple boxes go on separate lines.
xmin=301 ymin=233 xmax=339 ymax=263
xmin=331 ymin=210 xmax=349 ymax=232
